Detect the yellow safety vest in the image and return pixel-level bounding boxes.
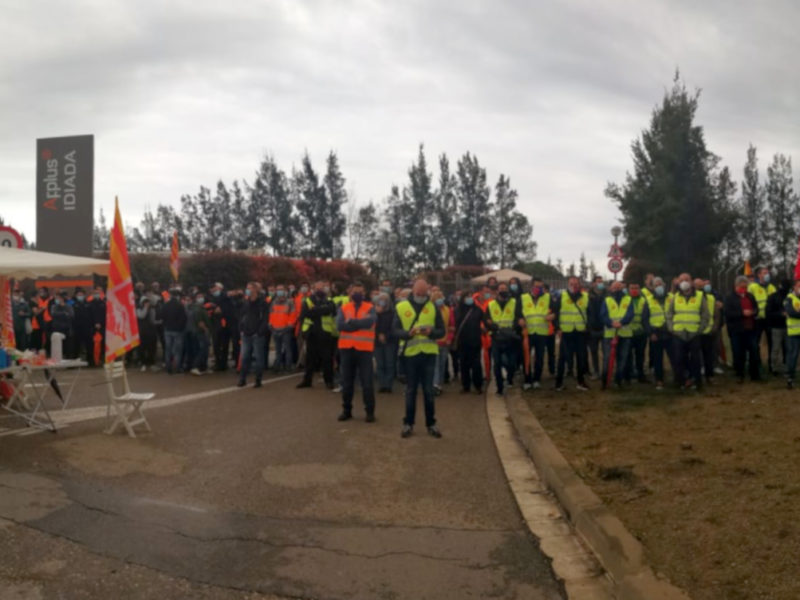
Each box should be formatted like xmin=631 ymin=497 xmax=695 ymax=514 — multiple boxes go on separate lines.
xmin=559 ymin=291 xmax=588 ymax=333
xmin=604 ymin=296 xmax=632 ymax=338
xmin=487 ymin=298 xmax=517 ymax=330
xmin=787 ymin=295 xmax=800 ymax=337
xmin=302 ymin=297 xmax=335 ymax=335
xmin=631 ymin=296 xmax=645 ymax=335
xmin=647 ymin=296 xmax=667 ymax=329
xmin=642 ymin=288 xmax=654 ymax=303
xmin=747 ymin=282 xmax=776 ymax=319
xmin=672 ymin=291 xmax=703 ymax=333
xmin=520 ymin=293 xmax=550 ymax=335
xmin=702 ymin=293 xmax=715 ymax=335
xmin=396 ymin=300 xmax=438 ymax=356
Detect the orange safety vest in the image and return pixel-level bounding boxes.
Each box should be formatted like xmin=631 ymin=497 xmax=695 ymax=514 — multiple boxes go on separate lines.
xmin=31 ymin=297 xmax=52 ymax=330
xmin=269 ymin=301 xmax=294 ymax=329
xmin=337 ymin=301 xmax=375 ymax=352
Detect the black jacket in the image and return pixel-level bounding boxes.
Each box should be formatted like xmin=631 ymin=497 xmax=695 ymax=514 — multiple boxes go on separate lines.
xmin=766 ymin=290 xmax=787 ymax=329
xmin=454 ymin=302 xmax=484 ymax=349
xmin=239 ymin=298 xmax=268 ymax=337
xmin=375 ymin=309 xmax=394 ymax=344
xmin=161 ymin=298 xmax=188 ymax=332
xmin=298 ymin=294 xmax=336 ymax=337
xmin=724 ymin=291 xmax=758 ymax=335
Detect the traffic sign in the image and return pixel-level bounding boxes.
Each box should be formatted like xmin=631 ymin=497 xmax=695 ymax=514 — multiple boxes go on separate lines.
xmin=608 ymin=258 xmax=623 ymax=274
xmin=608 ymin=244 xmax=624 ymax=259
xmin=0 ymin=226 xmax=23 ymax=249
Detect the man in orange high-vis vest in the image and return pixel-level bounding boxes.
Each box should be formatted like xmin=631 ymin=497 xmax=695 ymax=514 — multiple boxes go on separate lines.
xmin=268 ymin=284 xmax=295 ymax=371
xmin=335 ymin=281 xmax=377 ymax=423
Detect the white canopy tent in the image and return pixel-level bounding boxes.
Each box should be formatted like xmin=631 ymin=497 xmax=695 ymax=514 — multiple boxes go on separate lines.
xmin=470 ymin=268 xmax=532 ymax=285
xmin=0 ymin=246 xmax=109 ymax=279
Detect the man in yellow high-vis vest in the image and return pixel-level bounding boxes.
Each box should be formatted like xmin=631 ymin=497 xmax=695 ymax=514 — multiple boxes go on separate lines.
xmin=783 ymin=280 xmax=800 ymax=389
xmin=748 ymin=266 xmax=777 ymax=374
xmin=554 ymin=276 xmax=590 ymax=391
xmin=393 ymin=279 xmax=445 ymax=439
xmin=694 ymin=278 xmax=721 ymax=385
xmin=296 ymin=281 xmax=337 ymax=389
xmin=601 ymin=280 xmax=634 ymax=388
xmin=484 ymin=281 xmax=523 ymax=395
xmin=667 ymin=273 xmax=709 ymax=391
xmin=627 ymin=283 xmax=649 ymax=384
xmin=642 ymin=277 xmax=670 ymax=390
xmin=520 ymin=277 xmax=554 ymax=390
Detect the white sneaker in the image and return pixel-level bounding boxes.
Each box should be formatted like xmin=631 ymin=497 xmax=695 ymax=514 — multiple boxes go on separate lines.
xmin=190 ymin=368 xmax=202 ymax=376
xmin=714 ymin=367 xmax=724 ymax=375
xmin=332 ymin=385 xmax=342 ymax=393
xmin=523 ymin=383 xmax=532 ymax=391
xmin=150 ymin=365 xmax=161 ymax=373
xmin=576 ymin=383 xmax=589 ymax=392
xmin=533 ymin=382 xmax=541 ymax=390
xmin=140 ymin=365 xmax=147 ymax=373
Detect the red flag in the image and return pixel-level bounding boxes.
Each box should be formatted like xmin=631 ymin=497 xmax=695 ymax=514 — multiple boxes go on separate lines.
xmin=169 ymin=230 xmax=180 ymax=282
xmin=105 ymin=197 xmax=140 ymax=362
xmin=794 ymin=235 xmax=800 ymax=281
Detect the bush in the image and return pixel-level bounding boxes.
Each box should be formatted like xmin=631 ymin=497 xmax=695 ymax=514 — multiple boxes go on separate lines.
xmin=181 ymin=252 xmax=253 ymax=290
xmin=130 ymin=253 xmax=173 ymax=287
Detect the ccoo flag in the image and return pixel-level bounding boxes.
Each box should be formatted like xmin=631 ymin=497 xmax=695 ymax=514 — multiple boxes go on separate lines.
xmin=169 ymin=230 xmax=180 ymax=282
xmin=105 ymin=197 xmax=140 ymax=362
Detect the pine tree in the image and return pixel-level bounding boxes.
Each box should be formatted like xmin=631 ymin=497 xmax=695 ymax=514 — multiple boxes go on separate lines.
xmin=712 ymin=166 xmax=740 ymax=270
xmin=488 ymin=174 xmax=536 ymax=267
xmin=453 ymin=152 xmax=491 ymax=265
xmin=229 ymin=180 xmax=250 ymax=250
xmin=765 ymin=153 xmax=798 ymax=276
xmin=433 ymin=154 xmax=458 ymax=267
xmin=405 ymin=145 xmax=435 ymax=270
xmin=295 ymin=153 xmax=326 ymax=258
xmin=606 ymin=74 xmax=729 ymax=275
xmin=347 ymin=200 xmax=379 ymax=263
xmin=93 ymin=208 xmax=110 ymax=252
xmin=741 ymin=145 xmax=768 ymax=266
xmin=579 ymin=252 xmax=589 ymax=280
xmin=323 ymin=151 xmax=348 ymax=259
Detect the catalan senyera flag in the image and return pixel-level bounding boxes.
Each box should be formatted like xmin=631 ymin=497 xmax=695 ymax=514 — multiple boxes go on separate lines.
xmin=105 ymin=197 xmax=140 ymax=362
xmin=744 ymin=260 xmax=752 ymax=276
xmin=169 ymin=230 xmax=180 ymax=282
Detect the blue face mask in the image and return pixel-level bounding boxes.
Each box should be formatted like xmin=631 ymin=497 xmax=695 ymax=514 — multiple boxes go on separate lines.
xmin=763 ymin=274 xmax=771 ymax=284
xmin=703 ymin=284 xmax=712 ymax=293
xmin=212 ymin=290 xmax=221 ymax=297
xmin=196 ymin=297 xmax=205 ymax=304
xmin=464 ymin=297 xmax=474 ymax=306
xmin=276 ymin=290 xmax=286 ymax=297
xmin=510 ymin=284 xmax=518 ymax=292
xmin=245 ymin=289 xmax=252 ymax=297
xmin=655 ymin=286 xmax=665 ymax=296
xmin=483 ymin=292 xmax=492 ymax=300
xmin=434 ymin=298 xmax=444 ymax=307
xmin=597 ymin=283 xmax=605 ymax=292
xmin=76 ymin=294 xmax=85 ymax=302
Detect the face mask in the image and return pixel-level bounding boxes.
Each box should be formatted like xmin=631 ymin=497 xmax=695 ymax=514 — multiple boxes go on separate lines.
xmin=794 ymin=288 xmax=800 ymax=297
xmin=510 ymin=284 xmax=518 ymax=293
xmin=75 ymin=294 xmax=85 ymax=301
xmin=498 ymin=291 xmax=509 ymax=300
xmin=245 ymin=289 xmax=252 ymax=297
xmin=377 ymin=300 xmax=387 ymax=308
xmin=764 ymin=275 xmax=771 ymax=283
xmin=464 ymin=297 xmax=474 ymax=306
xmin=13 ymin=294 xmax=20 ymax=301
xmin=371 ymin=295 xmax=379 ymax=302
xmin=703 ymin=284 xmax=712 ymax=293
xmin=276 ymin=290 xmax=286 ymax=297
xmin=630 ymin=289 xmax=640 ymax=298
xmin=381 ymin=286 xmax=391 ymax=294
xmin=483 ymin=292 xmax=492 ymax=300
xmin=351 ymin=292 xmax=364 ymax=303
xmin=197 ymin=297 xmax=205 ymax=304
xmin=655 ymin=286 xmax=665 ymax=296
xmin=39 ymin=292 xmax=47 ymax=298
xmin=736 ymin=286 xmax=747 ymax=295
xmin=532 ymin=286 xmax=542 ymax=296
xmin=597 ymin=283 xmax=605 ymax=291
xmin=323 ymin=287 xmax=331 ymax=295
xmin=413 ymin=295 xmax=428 ymax=304
xmin=212 ymin=290 xmax=221 ymax=297
xmin=679 ymin=281 xmax=691 ymax=292
xmin=315 ymin=290 xmax=327 ymax=300
xmin=300 ymin=286 xmax=309 ymax=294
xmin=569 ymin=286 xmax=580 ymax=294
xmin=434 ymin=298 xmax=444 ymax=307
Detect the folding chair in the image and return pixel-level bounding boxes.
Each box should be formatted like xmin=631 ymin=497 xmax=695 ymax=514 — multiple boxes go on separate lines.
xmin=103 ymin=361 xmax=155 ymax=438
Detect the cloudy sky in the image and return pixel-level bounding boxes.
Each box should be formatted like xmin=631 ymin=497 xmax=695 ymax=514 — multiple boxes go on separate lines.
xmin=1 ymin=0 xmax=798 ymax=273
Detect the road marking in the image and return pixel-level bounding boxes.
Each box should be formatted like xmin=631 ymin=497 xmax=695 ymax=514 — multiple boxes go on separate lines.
xmin=1 ymin=372 xmax=301 ymax=436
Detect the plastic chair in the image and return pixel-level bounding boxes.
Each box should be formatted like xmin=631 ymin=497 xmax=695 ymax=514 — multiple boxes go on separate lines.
xmin=103 ymin=361 xmax=155 ymax=438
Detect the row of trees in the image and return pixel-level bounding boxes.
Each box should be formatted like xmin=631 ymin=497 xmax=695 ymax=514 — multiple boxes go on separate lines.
xmin=94 ymin=148 xmax=538 ymax=278
xmin=608 ymin=73 xmax=798 ymax=281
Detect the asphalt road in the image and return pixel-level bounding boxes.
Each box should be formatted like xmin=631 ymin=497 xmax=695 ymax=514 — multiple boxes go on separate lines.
xmin=0 ymin=369 xmax=563 ymax=600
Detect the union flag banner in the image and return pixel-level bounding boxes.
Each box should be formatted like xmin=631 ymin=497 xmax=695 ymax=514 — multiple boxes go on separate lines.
xmin=169 ymin=230 xmax=179 ymax=282
xmin=794 ymin=235 xmax=800 ymax=281
xmin=105 ymin=197 xmax=139 ymax=362
xmin=0 ymin=277 xmax=15 ymax=349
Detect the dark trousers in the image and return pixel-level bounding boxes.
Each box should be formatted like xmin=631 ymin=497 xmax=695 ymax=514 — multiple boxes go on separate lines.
xmin=730 ymin=330 xmax=760 ymax=380
xmin=340 ymin=348 xmax=375 ymax=416
xmin=404 ymin=352 xmax=436 ymax=427
xmin=544 ymin=334 xmax=556 ymax=374
xmin=650 ymin=332 xmax=668 ymax=383
xmin=785 ymin=335 xmax=800 ymax=382
xmin=239 ymin=333 xmax=265 ymax=384
xmin=556 ymin=331 xmax=588 ymax=386
xmin=140 ymin=334 xmax=157 ymax=367
xmin=459 ymin=343 xmax=483 ymax=392
xmin=700 ymin=334 xmax=716 ymax=379
xmin=524 ymin=334 xmax=548 ymax=384
xmin=213 ymin=327 xmax=231 ymax=371
xmin=230 ymin=328 xmax=241 ymax=367
xmin=673 ymin=336 xmax=702 ymax=387
xmin=75 ymin=332 xmax=93 ymax=366
xmin=754 ymin=319 xmax=772 ymax=372
xmin=194 ymin=332 xmax=210 ymax=371
xmin=603 ymin=336 xmax=631 ymax=385
xmin=492 ymin=341 xmax=518 ymax=393
xmin=627 ymin=334 xmax=647 ymax=381
xmin=587 ymin=330 xmax=603 ymax=376
xmin=302 ymin=333 xmax=334 ymax=386
xmin=374 ymin=341 xmax=397 ymax=391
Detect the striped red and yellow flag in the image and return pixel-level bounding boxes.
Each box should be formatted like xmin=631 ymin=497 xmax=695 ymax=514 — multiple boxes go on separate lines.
xmin=169 ymin=230 xmax=179 ymax=282
xmin=105 ymin=197 xmax=140 ymax=362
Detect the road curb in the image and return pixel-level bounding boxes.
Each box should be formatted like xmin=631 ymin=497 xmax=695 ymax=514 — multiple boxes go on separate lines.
xmin=505 ymin=389 xmax=691 ymax=600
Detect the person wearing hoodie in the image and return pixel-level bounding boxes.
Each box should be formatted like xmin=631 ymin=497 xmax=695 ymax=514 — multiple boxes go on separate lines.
xmin=373 ymin=292 xmax=396 ymax=393
xmin=601 ymin=280 xmax=635 ymax=388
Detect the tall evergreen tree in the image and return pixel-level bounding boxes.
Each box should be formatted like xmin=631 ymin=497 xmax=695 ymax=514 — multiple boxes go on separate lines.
xmin=322 ymin=151 xmax=348 ymax=259
xmin=765 ymin=153 xmax=798 ymax=276
xmin=93 ymin=208 xmax=110 ymax=252
xmin=213 ymin=181 xmax=233 ymax=250
xmin=488 ymin=174 xmax=536 ymax=267
xmin=712 ymin=166 xmax=741 ymax=270
xmin=741 ymin=145 xmax=768 ymax=266
xmin=453 ymin=152 xmax=491 ymax=265
xmin=605 ymin=74 xmax=729 ymax=275
xmin=347 ymin=200 xmax=380 ymax=263
xmin=229 ymin=180 xmax=250 ymax=250
xmin=295 ymin=153 xmax=326 ymax=257
xmin=433 ymin=154 xmax=458 ymax=267
xmin=405 ymin=145 xmax=435 ymax=269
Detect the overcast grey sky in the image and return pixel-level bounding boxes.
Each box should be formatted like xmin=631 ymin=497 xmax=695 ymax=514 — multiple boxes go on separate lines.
xmin=1 ymin=0 xmax=798 ymax=273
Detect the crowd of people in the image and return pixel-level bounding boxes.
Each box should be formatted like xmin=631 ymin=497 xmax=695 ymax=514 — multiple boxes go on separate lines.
xmin=9 ymin=265 xmax=800 ymax=437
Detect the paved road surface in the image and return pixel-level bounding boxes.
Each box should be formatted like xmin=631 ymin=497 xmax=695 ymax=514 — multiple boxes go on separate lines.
xmin=0 ymin=370 xmax=563 ymax=599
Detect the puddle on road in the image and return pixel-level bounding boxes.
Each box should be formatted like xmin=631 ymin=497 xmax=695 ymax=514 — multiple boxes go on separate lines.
xmin=262 ymin=463 xmax=357 ymax=488
xmin=0 ymin=472 xmax=70 ymax=522
xmin=53 ymin=434 xmax=186 ymax=477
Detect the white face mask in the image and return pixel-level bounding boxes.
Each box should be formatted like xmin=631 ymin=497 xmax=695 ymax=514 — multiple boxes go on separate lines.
xmin=679 ymin=281 xmax=691 ymax=292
